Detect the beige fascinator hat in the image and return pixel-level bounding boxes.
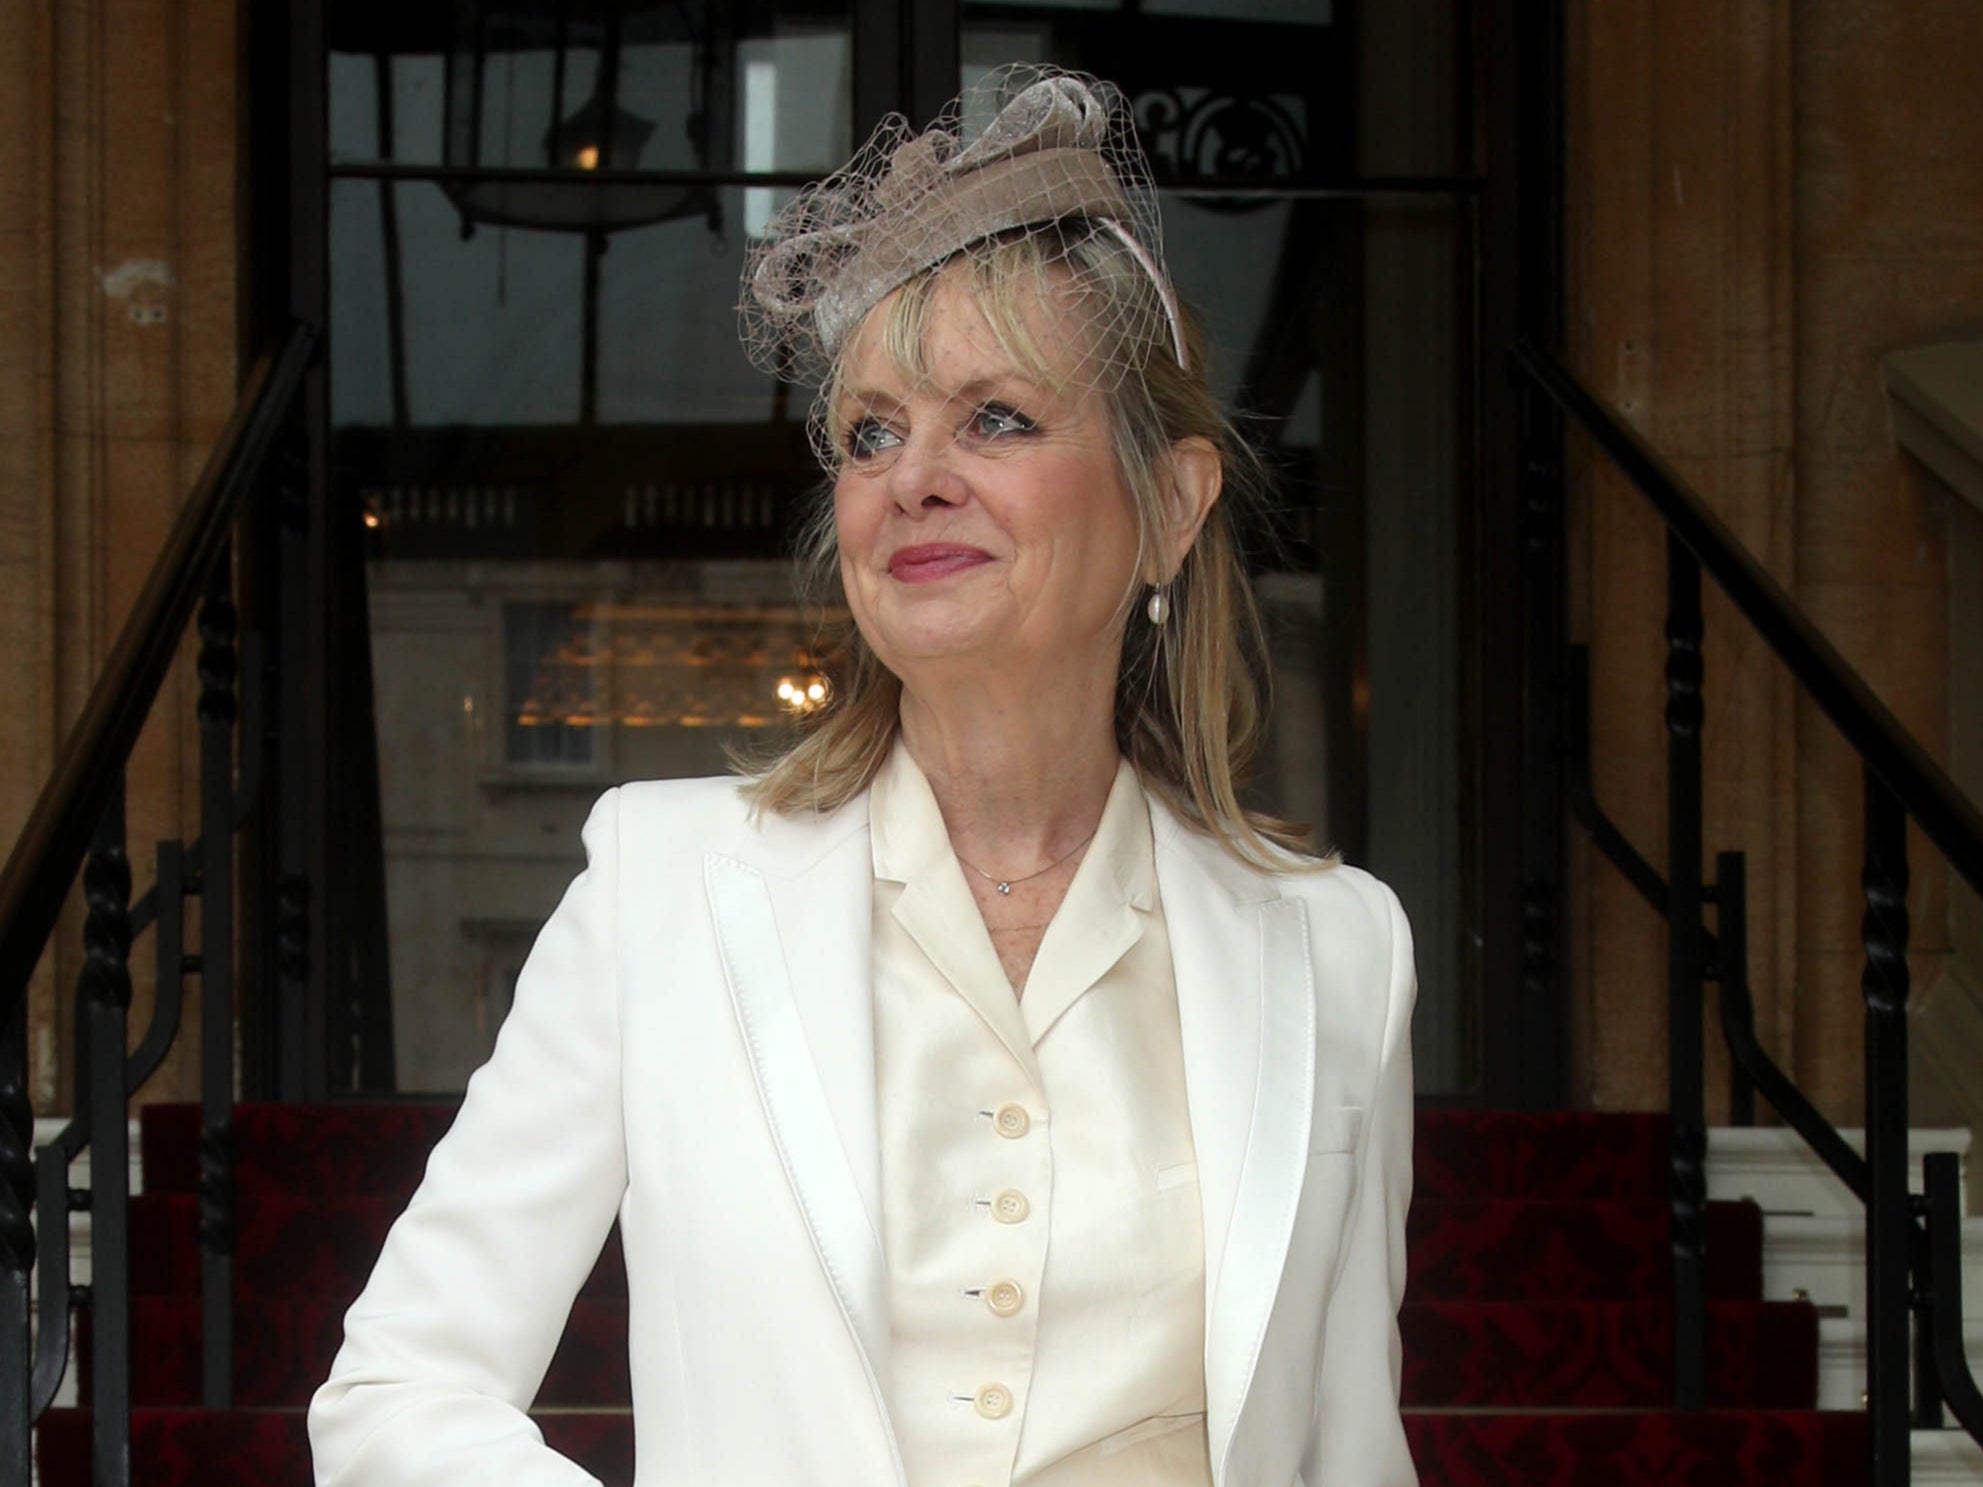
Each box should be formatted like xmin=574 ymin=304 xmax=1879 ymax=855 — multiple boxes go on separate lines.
xmin=738 ymin=64 xmax=1185 ymax=387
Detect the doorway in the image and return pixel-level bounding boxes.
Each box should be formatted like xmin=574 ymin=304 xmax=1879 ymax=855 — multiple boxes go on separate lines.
xmin=252 ymin=0 xmax=1556 ymax=1103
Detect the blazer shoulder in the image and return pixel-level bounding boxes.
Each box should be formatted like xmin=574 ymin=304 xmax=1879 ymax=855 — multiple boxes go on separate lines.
xmin=606 ymin=773 xmax=869 ymax=873
xmin=599 ymin=775 xmax=755 ymax=866
xmin=1290 ymin=860 xmax=1404 ymax=931
xmin=1281 ymin=862 xmax=1413 ymax=984
xmin=613 ymin=773 xmax=753 ymax=824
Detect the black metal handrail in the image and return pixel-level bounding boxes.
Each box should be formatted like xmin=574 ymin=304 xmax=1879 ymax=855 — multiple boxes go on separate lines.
xmin=1512 ymin=339 xmax=1983 ymax=1487
xmin=1511 ymin=343 xmax=1983 ymax=897
xmin=0 ymin=326 xmax=317 ymax=1009
xmin=0 ymin=321 xmax=317 ymax=1486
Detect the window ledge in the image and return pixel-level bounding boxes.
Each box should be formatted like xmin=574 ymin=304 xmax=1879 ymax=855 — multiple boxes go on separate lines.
xmin=1884 ymin=339 xmax=1983 ymax=515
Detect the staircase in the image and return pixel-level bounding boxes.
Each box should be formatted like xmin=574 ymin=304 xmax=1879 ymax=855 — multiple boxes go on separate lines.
xmin=33 ymin=1104 xmax=1880 ymax=1485
xmin=1708 ymin=1126 xmax=1983 ymax=1479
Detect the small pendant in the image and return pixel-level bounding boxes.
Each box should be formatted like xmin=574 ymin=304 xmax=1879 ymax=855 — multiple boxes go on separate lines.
xmin=997 ymin=882 xmax=1011 ymax=895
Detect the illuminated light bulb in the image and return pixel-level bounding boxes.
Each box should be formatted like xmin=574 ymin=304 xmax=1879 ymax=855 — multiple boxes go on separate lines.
xmin=807 ymin=682 xmax=825 ymax=701
xmin=574 ymin=144 xmax=601 ymax=171
xmin=776 ymin=679 xmax=795 ymax=700
xmin=362 ymin=511 xmax=382 ymax=529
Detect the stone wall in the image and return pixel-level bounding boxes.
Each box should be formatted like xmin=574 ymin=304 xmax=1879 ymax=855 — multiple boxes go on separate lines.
xmin=0 ymin=0 xmax=240 ymax=1111
xmin=1566 ymin=1 xmax=1980 ymax=1121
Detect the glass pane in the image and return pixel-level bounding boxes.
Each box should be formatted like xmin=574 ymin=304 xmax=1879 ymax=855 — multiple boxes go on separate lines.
xmin=330 ymin=180 xmax=804 ymax=431
xmin=369 ymin=560 xmax=841 ymax=1090
xmin=505 ymin=601 xmax=601 ymax=767
xmin=331 ymin=180 xmax=588 ymax=427
xmin=331 ymin=2 xmax=853 ymax=176
xmin=334 ymin=172 xmax=830 ymax=1090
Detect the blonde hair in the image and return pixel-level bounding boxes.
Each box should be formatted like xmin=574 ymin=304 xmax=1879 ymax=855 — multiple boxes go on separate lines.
xmin=740 ymin=222 xmax=1322 ymax=871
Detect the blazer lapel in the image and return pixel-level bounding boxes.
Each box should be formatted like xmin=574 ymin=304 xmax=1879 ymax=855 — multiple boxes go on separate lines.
xmin=705 ymin=808 xmax=893 ymax=1410
xmin=1155 ymin=810 xmax=1317 ymax=1485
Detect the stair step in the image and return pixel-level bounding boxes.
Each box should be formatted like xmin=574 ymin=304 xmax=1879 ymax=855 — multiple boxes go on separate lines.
xmin=1753 ymin=1212 xmax=1983 ymax=1317
xmin=128 ymin=1193 xmax=628 ymax=1300
xmin=1415 ymin=1111 xmax=1670 ymax=1201
xmin=1401 ymin=1409 xmax=1868 ymax=1487
xmin=34 ymin=1407 xmax=1871 ymax=1487
xmin=1405 ymin=1198 xmax=1761 ymax=1302
xmin=1708 ymin=1126 xmax=1973 ymax=1217
xmin=126 ymin=1191 xmax=1755 ymax=1305
xmin=140 ymin=1104 xmax=1677 ymax=1203
xmin=36 ymin=1407 xmax=633 ymax=1487
xmin=1916 ymin=1428 xmax=1983 ymax=1485
xmin=90 ymin=1297 xmax=630 ymax=1410
xmin=98 ymin=1295 xmax=1817 ymax=1412
xmin=1399 ymin=1300 xmax=1818 ymax=1409
xmin=140 ymin=1103 xmax=461 ymax=1200
xmin=1816 ymin=1314 xmax=1983 ymax=1412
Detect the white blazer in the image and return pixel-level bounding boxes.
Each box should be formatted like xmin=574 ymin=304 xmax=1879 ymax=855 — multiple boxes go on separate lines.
xmin=308 ymin=776 xmax=1418 ymax=1487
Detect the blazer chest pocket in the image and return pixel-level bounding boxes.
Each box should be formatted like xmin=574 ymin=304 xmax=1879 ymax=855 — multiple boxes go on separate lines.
xmin=1308 ymin=1104 xmax=1365 ymax=1158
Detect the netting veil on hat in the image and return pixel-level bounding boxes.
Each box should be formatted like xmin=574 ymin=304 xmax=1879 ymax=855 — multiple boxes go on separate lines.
xmin=739 ymin=65 xmax=1185 ymax=388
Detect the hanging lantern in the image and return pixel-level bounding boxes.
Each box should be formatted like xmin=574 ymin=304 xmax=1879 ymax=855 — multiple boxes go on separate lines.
xmin=442 ymin=0 xmax=734 ymax=236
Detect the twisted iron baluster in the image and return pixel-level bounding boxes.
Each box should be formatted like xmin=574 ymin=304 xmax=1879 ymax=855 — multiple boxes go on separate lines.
xmin=1862 ymin=769 xmax=1911 ymax=1487
xmin=198 ymin=554 xmax=238 ymax=1406
xmin=1664 ymin=535 xmax=1708 ymax=1411
xmin=0 ymin=996 xmax=34 ymax=1481
xmin=82 ymin=784 xmax=134 ymax=1485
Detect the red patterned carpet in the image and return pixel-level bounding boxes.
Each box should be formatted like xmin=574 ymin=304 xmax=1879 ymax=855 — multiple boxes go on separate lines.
xmin=36 ymin=1104 xmax=1865 ymax=1485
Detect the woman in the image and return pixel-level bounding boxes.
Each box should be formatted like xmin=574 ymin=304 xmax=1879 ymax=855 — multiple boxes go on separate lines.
xmin=310 ymin=66 xmax=1416 ymax=1487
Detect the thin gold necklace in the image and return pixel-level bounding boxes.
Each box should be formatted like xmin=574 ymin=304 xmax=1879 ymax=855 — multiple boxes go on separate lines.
xmin=956 ymin=829 xmax=1098 ymax=895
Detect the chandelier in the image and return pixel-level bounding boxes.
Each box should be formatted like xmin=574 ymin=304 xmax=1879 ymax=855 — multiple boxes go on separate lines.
xmin=442 ymin=0 xmax=735 ymax=236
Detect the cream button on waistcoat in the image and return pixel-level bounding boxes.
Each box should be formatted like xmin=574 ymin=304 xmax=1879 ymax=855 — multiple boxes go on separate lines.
xmin=984 ymin=1280 xmax=1025 ymax=1317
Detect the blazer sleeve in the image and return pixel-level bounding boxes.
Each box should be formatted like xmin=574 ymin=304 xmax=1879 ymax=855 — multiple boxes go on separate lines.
xmin=309 ymin=789 xmax=628 ymax=1487
xmin=1302 ymin=878 xmax=1418 ymax=1487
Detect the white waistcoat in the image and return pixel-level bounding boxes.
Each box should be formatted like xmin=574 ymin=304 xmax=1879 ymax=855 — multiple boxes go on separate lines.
xmin=869 ymin=745 xmax=1214 ymax=1487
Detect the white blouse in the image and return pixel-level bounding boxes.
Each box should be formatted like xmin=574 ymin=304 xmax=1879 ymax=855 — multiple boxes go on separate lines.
xmin=869 ymin=743 xmax=1214 ymax=1487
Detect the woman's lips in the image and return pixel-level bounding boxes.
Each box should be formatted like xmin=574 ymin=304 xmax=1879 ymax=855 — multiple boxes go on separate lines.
xmin=887 ymin=544 xmax=992 ymax=583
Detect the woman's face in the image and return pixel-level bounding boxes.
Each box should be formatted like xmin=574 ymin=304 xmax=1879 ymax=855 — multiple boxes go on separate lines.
xmin=831 ymin=276 xmax=1143 ymax=691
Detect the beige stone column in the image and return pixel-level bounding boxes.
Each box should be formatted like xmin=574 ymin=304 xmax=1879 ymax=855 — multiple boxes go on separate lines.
xmin=1788 ymin=2 xmax=1978 ymax=1123
xmin=0 ymin=0 xmax=239 ymax=1112
xmin=1565 ymin=0 xmax=1800 ymax=1115
xmin=1569 ymin=0 xmax=1978 ymax=1125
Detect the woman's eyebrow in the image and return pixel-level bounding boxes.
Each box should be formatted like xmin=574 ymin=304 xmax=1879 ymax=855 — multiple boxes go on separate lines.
xmin=836 ymin=387 xmax=905 ymax=419
xmin=837 ymin=374 xmax=1053 ymax=416
xmin=949 ymin=375 xmax=1052 ymax=407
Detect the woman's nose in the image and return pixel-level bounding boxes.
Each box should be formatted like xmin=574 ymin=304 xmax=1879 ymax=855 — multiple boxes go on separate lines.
xmin=886 ymin=430 xmax=966 ymax=514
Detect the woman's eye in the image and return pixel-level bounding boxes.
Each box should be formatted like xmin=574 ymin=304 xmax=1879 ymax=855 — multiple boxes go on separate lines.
xmin=968 ymin=403 xmax=1036 ymax=441
xmin=845 ymin=417 xmax=902 ymax=461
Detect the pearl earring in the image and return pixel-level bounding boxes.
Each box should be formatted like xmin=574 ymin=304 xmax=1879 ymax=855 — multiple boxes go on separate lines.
xmin=1146 ymin=584 xmax=1170 ymax=625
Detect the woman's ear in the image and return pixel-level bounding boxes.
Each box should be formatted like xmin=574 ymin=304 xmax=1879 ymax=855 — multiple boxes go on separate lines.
xmin=1155 ymin=436 xmax=1224 ymax=577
